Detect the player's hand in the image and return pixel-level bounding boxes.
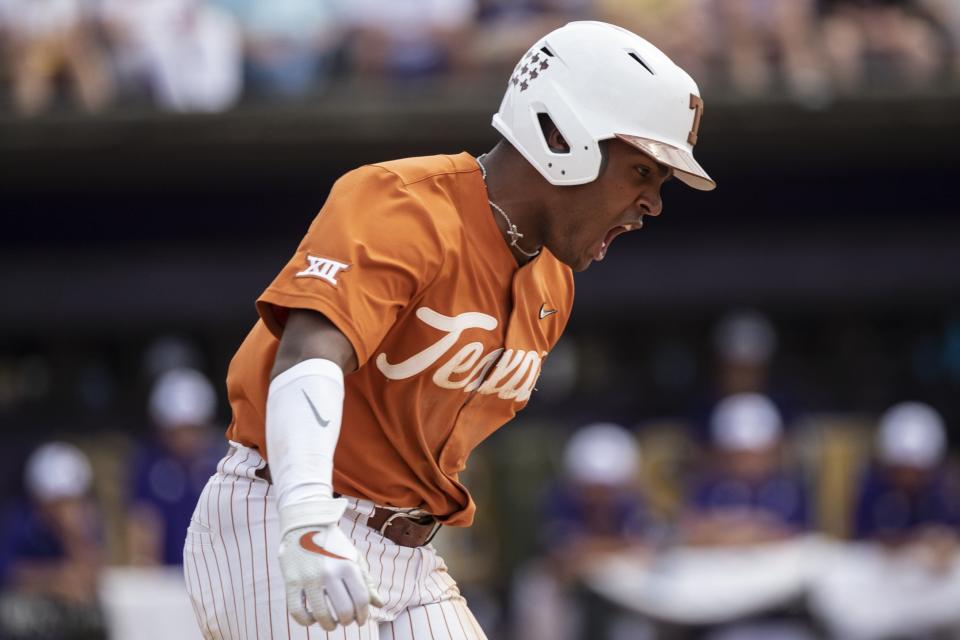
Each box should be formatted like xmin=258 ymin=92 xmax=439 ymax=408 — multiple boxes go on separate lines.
xmin=278 ymin=519 xmax=383 ymax=630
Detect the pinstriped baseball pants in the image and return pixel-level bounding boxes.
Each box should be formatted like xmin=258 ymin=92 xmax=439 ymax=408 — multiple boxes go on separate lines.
xmin=183 ymin=444 xmax=487 ymax=640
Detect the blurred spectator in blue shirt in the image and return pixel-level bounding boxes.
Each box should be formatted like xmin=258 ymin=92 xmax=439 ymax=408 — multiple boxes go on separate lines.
xmin=541 ymin=422 xmax=648 ymax=560
xmin=693 ymin=310 xmax=798 ymax=445
xmin=214 ymin=0 xmax=342 ymax=97
xmin=469 ymin=0 xmax=591 ymax=71
xmin=0 ymin=442 xmax=106 ymax=640
xmin=713 ymin=310 xmax=778 ymax=399
xmin=513 ymin=423 xmax=649 ymax=640
xmin=341 ymin=0 xmax=477 ymax=78
xmin=853 ymin=402 xmax=959 ymax=554
xmin=684 ymin=393 xmax=809 ymax=546
xmin=125 ymin=367 xmax=222 ymax=566
xmin=810 ymin=403 xmax=960 ymax=640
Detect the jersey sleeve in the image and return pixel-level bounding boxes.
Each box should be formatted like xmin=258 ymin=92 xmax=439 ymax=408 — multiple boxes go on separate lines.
xmin=256 ymin=165 xmax=445 ymax=367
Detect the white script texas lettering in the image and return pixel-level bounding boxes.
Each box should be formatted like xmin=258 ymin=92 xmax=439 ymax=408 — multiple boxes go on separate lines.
xmin=375 ymin=307 xmax=544 ymax=402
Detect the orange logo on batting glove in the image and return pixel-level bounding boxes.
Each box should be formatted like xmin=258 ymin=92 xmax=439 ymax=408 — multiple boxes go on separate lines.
xmin=298 ymin=531 xmax=348 ymax=560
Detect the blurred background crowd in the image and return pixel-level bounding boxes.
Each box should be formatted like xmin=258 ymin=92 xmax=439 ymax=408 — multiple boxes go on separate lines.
xmin=0 ymin=0 xmax=959 ymax=115
xmin=2 ymin=1 xmax=959 ymax=640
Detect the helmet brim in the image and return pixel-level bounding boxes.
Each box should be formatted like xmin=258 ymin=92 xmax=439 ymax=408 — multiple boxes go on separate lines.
xmin=615 ymin=133 xmax=716 ymax=191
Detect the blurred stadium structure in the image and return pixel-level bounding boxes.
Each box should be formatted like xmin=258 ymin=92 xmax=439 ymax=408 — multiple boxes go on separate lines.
xmin=1 ymin=0 xmax=960 ymax=639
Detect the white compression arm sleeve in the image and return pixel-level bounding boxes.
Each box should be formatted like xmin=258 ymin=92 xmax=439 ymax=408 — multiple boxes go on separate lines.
xmin=265 ymin=358 xmax=346 ymax=534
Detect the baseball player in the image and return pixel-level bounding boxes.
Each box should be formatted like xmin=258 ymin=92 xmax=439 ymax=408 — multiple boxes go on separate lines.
xmin=183 ymin=20 xmax=714 ymax=640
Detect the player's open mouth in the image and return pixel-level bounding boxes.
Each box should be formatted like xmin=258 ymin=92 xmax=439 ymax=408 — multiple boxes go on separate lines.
xmin=594 ymin=222 xmax=642 ymax=261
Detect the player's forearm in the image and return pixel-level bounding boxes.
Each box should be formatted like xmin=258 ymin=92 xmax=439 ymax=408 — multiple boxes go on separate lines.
xmin=266 ymin=358 xmax=347 ymax=532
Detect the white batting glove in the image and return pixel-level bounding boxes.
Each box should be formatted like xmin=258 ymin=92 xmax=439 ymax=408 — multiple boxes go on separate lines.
xmin=278 ymin=499 xmax=384 ymax=631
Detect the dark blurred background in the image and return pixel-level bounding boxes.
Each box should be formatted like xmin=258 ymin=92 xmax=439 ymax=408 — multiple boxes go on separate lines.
xmin=1 ymin=0 xmax=959 ymax=639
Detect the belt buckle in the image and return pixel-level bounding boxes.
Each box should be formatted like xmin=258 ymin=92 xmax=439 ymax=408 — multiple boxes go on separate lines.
xmin=422 ymin=517 xmax=442 ymax=545
xmin=378 ymin=511 xmax=442 ymax=546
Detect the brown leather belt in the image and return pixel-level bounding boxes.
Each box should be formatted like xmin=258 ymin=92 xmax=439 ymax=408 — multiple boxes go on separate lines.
xmin=252 ymin=461 xmax=440 ymax=548
xmin=365 ymin=507 xmax=441 ymax=548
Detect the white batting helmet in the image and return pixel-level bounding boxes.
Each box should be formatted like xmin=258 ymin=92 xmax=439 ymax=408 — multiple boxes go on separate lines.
xmin=493 ymin=21 xmax=715 ymax=190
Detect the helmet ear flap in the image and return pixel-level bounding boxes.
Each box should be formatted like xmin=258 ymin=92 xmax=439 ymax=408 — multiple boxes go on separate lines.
xmin=495 ymin=86 xmax=602 ymax=185
xmin=531 ymin=92 xmax=603 ymax=184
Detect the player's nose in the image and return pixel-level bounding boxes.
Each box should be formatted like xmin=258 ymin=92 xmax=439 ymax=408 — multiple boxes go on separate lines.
xmin=636 ymin=191 xmax=662 ymax=217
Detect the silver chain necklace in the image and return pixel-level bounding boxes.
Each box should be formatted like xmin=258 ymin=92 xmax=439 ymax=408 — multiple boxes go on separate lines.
xmin=476 ymin=154 xmax=540 ymax=258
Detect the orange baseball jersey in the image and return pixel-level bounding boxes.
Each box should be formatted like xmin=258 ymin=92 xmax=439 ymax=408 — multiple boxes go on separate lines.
xmin=225 ymin=152 xmax=574 ymax=526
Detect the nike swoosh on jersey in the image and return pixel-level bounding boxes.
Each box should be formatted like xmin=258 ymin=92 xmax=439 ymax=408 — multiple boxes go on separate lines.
xmin=298 ymin=532 xmax=348 ymax=559
xmin=301 ymin=389 xmax=330 ymax=427
xmin=538 ymin=303 xmax=558 ymax=320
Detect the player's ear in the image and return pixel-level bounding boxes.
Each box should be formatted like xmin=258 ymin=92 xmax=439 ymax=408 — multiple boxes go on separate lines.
xmin=538 ymin=114 xmax=570 ymax=153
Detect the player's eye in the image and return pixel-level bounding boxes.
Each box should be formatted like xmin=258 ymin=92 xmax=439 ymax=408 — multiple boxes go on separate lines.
xmin=635 ymin=166 xmax=651 ymax=179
